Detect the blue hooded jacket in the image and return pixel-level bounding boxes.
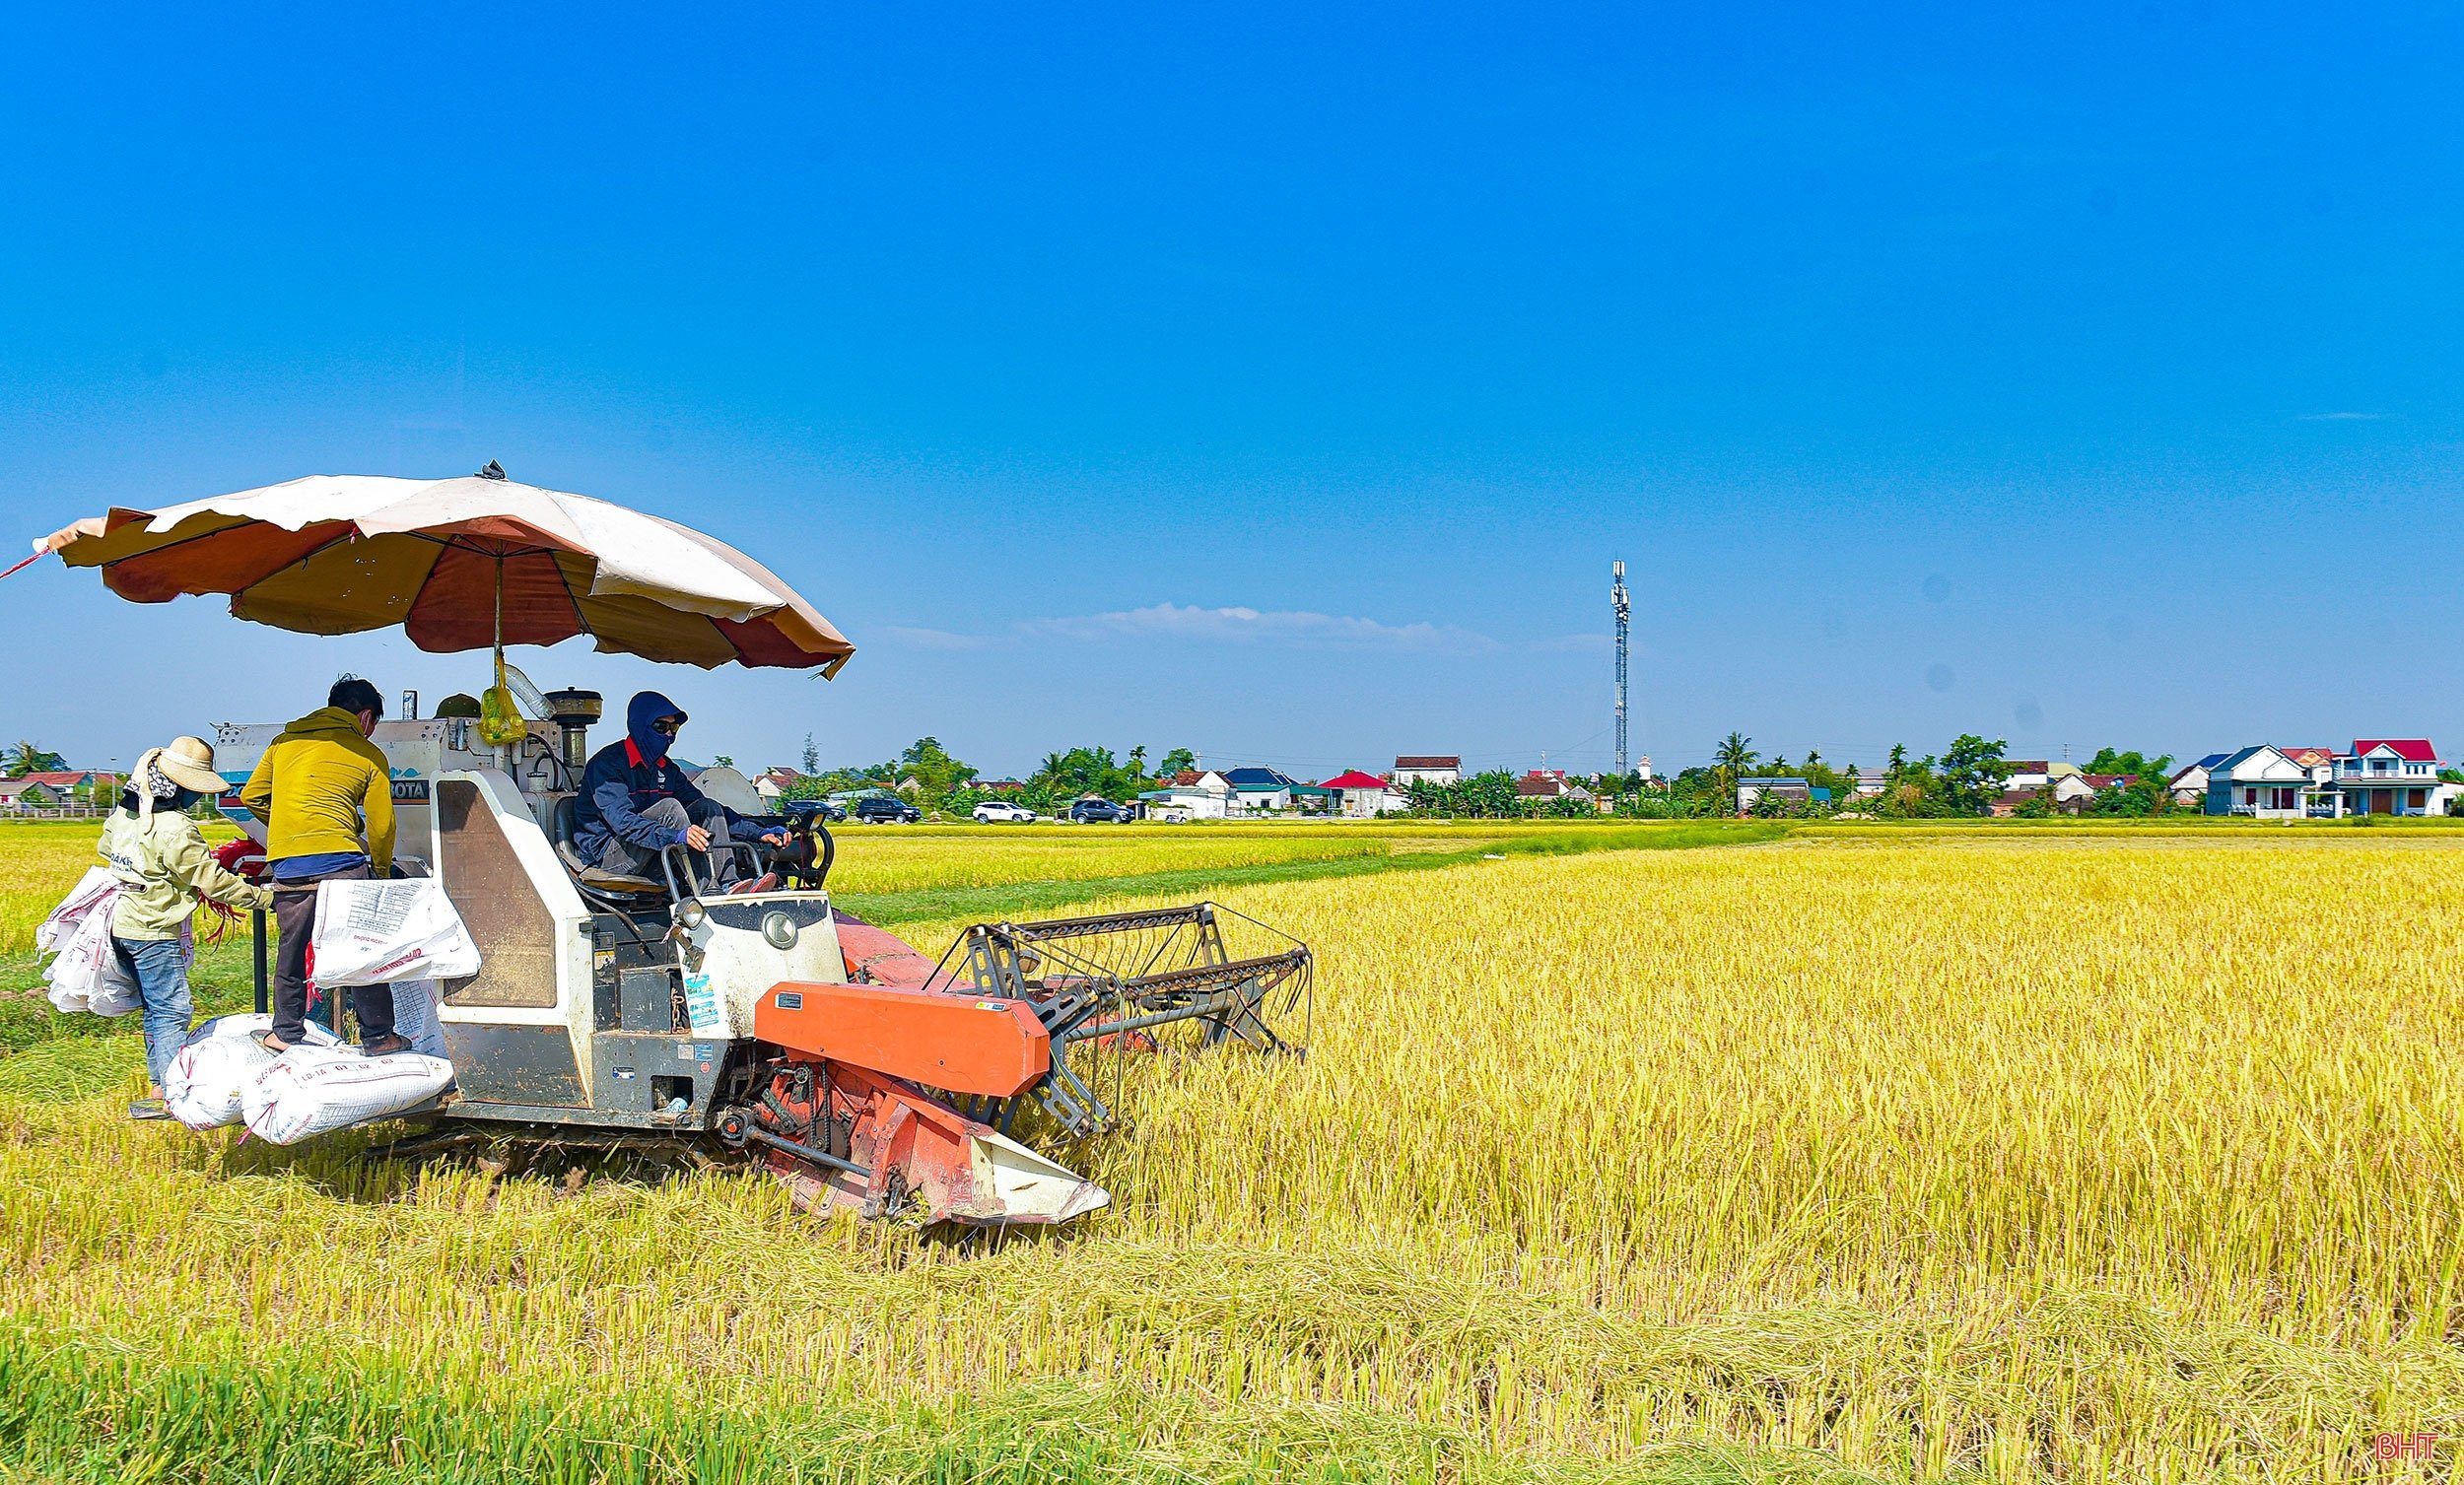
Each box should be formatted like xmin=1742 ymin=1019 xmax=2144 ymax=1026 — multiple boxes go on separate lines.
xmin=571 ymin=690 xmax=742 ymax=860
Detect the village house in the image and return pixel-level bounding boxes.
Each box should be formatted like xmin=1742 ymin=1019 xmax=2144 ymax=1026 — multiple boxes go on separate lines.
xmin=0 ymin=778 xmax=62 ymax=813
xmin=1221 ymin=767 xmax=1300 ymax=815
xmin=1140 ymin=769 xmax=1231 ymax=819
xmin=2329 ymin=738 xmax=2452 ymax=817
xmin=2001 ymin=760 xmax=2083 ymax=793
xmin=2168 ymin=753 xmax=2228 ymax=806
xmin=1516 ymin=769 xmax=1567 ymax=799
xmin=2203 ymin=746 xmax=2326 ymax=819
xmin=1319 ymin=770 xmax=1398 ymax=818
xmin=1737 ymin=776 xmax=1829 ymax=812
xmin=1391 ymin=755 xmax=1461 ymax=787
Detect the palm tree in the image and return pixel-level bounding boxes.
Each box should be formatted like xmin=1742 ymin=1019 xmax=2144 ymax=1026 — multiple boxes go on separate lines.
xmin=1712 ymin=732 xmax=1759 ymax=815
xmin=6 ymin=741 xmax=66 ymax=777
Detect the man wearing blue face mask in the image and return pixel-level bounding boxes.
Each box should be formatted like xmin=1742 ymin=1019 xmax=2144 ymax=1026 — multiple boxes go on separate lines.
xmin=570 ymin=691 xmax=786 ymax=889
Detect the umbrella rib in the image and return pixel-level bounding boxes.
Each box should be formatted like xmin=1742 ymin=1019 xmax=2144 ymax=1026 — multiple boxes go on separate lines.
xmin=84 ymin=514 xmax=344 ymax=571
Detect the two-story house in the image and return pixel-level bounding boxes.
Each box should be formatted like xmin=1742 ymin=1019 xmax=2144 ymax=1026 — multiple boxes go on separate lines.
xmin=2329 ymin=738 xmax=2452 ymax=817
xmin=1391 ymin=755 xmax=1461 ymax=787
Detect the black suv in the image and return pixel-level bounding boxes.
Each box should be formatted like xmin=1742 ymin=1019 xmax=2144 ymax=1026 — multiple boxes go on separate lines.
xmin=1066 ymin=797 xmax=1129 ymax=824
xmin=853 ymin=795 xmax=923 ymax=824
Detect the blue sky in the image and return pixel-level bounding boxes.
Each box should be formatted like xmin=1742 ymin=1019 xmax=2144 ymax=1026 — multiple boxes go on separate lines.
xmin=4 ymin=4 xmax=2459 ymax=779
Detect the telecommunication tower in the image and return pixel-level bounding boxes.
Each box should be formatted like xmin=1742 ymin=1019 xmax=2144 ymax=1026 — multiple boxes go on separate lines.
xmin=1611 ymin=559 xmax=1630 ymax=779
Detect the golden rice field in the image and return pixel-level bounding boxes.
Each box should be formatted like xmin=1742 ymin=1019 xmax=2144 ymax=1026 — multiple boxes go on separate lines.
xmin=815 ymin=823 xmax=1393 ymax=896
xmin=0 ymin=818 xmax=1532 ymax=953
xmin=1 ymin=827 xmax=2459 ymax=1481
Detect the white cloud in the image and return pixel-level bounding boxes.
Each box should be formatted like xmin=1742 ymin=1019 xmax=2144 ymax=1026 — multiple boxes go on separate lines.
xmin=876 ymin=625 xmax=1014 ymax=651
xmin=1020 ymin=602 xmax=1497 ymax=653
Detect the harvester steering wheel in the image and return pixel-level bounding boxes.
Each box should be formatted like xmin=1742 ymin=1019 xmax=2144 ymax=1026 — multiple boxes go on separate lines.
xmin=770 ymin=813 xmax=836 ymax=890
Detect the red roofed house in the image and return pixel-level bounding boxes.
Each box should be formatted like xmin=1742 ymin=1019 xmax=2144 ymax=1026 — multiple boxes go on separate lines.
xmin=2 ymin=772 xmax=117 ymax=813
xmin=1516 ymin=769 xmax=1568 ymax=799
xmin=2331 ymin=739 xmax=2452 ymax=817
xmin=17 ymin=771 xmax=116 ymax=796
xmin=1320 ymin=770 xmax=1397 ymax=818
xmin=0 ymin=778 xmax=60 ymax=813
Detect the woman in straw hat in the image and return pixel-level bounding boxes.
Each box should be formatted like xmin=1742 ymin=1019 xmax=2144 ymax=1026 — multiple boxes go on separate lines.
xmin=98 ymin=736 xmax=274 ymax=1112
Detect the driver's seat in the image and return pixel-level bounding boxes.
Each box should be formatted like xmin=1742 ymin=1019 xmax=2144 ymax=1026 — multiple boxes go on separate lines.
xmin=551 ymin=794 xmax=667 ymax=899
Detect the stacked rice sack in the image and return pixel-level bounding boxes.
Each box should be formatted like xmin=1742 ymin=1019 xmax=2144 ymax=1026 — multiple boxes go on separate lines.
xmin=241 ymin=1046 xmax=453 ymax=1144
xmin=35 ymin=866 xmax=186 ymax=1018
xmin=162 ymin=1015 xmax=341 ymax=1130
xmin=163 ymin=1014 xmax=452 ymax=1141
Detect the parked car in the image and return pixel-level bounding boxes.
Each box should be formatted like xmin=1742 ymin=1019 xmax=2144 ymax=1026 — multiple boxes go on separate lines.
xmin=786 ymin=798 xmax=847 ymax=825
xmin=973 ymin=800 xmax=1037 ymax=824
xmin=1065 ymin=797 xmax=1129 ymax=824
xmin=853 ymin=795 xmax=923 ymax=825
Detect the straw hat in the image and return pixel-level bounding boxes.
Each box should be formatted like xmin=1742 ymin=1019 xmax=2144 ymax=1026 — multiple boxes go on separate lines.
xmin=142 ymin=736 xmax=230 ymax=795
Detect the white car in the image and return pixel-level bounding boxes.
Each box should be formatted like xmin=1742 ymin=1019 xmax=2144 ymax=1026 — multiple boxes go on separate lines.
xmin=973 ymin=800 xmax=1038 ymax=824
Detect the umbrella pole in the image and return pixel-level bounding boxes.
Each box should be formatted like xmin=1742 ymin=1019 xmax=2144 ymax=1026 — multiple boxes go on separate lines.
xmin=493 ymin=558 xmax=516 ymax=775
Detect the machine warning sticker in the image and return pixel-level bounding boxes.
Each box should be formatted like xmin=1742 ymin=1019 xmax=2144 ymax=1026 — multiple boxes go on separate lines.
xmin=976 ymin=1000 xmax=1007 ymax=1011
xmin=676 ymin=1043 xmax=715 ymax=1061
xmin=681 ymin=973 xmax=727 ymax=1039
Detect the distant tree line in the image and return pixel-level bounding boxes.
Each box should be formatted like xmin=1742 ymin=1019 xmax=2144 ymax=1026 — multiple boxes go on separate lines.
xmin=777 ymin=735 xmax=1198 ymax=818
xmin=761 ymin=730 xmax=2198 ymax=825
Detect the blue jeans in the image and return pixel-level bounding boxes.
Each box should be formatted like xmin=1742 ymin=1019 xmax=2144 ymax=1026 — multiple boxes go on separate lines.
xmin=111 ymin=936 xmax=193 ymax=1089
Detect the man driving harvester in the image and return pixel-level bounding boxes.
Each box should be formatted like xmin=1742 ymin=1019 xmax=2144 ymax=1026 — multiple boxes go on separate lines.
xmin=572 ymin=690 xmax=787 ymax=891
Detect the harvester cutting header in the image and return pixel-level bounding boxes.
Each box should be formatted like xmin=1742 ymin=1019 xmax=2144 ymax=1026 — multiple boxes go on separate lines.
xmin=35 ymin=466 xmax=1312 ymax=1226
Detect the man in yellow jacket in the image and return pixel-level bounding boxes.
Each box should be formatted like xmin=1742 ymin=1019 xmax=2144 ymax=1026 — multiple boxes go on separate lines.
xmin=240 ymin=676 xmax=401 ymax=1053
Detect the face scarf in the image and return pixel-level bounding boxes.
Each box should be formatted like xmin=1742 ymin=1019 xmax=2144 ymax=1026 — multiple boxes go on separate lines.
xmin=130 ymin=748 xmax=185 ymax=823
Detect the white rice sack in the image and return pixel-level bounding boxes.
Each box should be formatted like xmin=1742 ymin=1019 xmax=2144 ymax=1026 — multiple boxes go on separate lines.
xmin=309 ymin=878 xmax=479 ymax=986
xmin=78 ymin=930 xmax=192 ymax=1024
xmin=34 ymin=867 xmax=116 ymax=955
xmin=242 ymin=1046 xmax=452 ymax=1145
xmin=41 ymin=909 xmax=113 ymax=1014
xmin=162 ymin=1015 xmax=339 ymax=1131
xmin=386 ymin=979 xmax=447 ymax=1057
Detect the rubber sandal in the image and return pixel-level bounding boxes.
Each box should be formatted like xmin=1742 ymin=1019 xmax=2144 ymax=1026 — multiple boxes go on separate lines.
xmin=254 ymin=1032 xmax=295 ymax=1053
xmin=361 ymin=1036 xmax=413 ymax=1057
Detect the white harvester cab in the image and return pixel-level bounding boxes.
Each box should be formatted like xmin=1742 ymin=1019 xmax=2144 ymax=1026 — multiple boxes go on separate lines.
xmin=208 ymin=701 xmax=849 ymax=1125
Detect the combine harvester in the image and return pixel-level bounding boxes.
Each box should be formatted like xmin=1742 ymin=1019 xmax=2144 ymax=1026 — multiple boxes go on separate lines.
xmin=38 ymin=469 xmax=1312 ymax=1227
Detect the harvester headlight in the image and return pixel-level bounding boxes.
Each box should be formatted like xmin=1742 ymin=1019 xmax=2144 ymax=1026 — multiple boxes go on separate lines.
xmin=762 ymin=911 xmax=797 ymax=949
xmin=673 ymin=899 xmax=708 ymax=931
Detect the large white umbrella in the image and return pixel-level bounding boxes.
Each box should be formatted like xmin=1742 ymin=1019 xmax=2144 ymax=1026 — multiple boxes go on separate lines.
xmin=34 ymin=464 xmax=854 ymax=674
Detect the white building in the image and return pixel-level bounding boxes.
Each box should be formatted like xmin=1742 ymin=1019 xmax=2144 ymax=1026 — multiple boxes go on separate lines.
xmin=1222 ymin=767 xmax=1299 ymax=815
xmin=2167 ymin=754 xmax=2227 ymax=806
xmin=1391 ymin=755 xmax=1461 ymax=787
xmin=1319 ymin=771 xmax=1398 ymax=818
xmin=2202 ymin=746 xmax=2324 ymax=819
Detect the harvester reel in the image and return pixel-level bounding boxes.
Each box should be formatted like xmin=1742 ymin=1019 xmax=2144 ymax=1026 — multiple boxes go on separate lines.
xmin=934 ymin=902 xmax=1313 ymax=1140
